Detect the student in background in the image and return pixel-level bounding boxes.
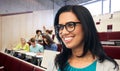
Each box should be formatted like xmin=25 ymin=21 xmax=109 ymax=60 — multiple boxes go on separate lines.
xmin=46 ymin=30 xmax=53 ymax=38
xmin=43 ymin=34 xmax=58 ymax=51
xmin=13 ymin=38 xmax=29 ymax=52
xmin=35 ymin=29 xmax=43 ymax=43
xmin=43 ymin=26 xmax=54 ymax=40
xmin=30 ymin=37 xmax=44 ymax=53
xmin=29 ymin=37 xmax=44 ymax=65
xmin=54 ymin=5 xmax=119 ymax=71
xmin=13 ymin=38 xmax=29 ymax=59
xmin=37 ymin=40 xmax=44 ymax=45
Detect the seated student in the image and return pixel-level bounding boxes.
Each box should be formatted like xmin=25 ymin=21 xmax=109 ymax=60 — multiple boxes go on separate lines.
xmin=37 ymin=40 xmax=43 ymax=45
xmin=46 ymin=30 xmax=53 ymax=38
xmin=13 ymin=38 xmax=29 ymax=52
xmin=35 ymin=29 xmax=43 ymax=43
xmin=30 ymin=37 xmax=44 ymax=53
xmin=43 ymin=26 xmax=54 ymax=39
xmin=13 ymin=38 xmax=29 ymax=59
xmin=29 ymin=37 xmax=44 ymax=65
xmin=43 ymin=34 xmax=58 ymax=51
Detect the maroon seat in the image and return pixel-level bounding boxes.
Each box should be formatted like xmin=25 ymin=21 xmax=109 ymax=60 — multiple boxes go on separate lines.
xmin=108 ymin=32 xmax=120 ymax=40
xmin=9 ymin=58 xmax=21 ymax=71
xmin=0 ymin=52 xmax=45 ymax=71
xmin=0 ymin=70 xmax=4 ymax=71
xmin=3 ymin=55 xmax=15 ymax=71
xmin=98 ymin=32 xmax=120 ymax=41
xmin=0 ymin=53 xmax=7 ymax=66
xmin=98 ymin=32 xmax=108 ymax=41
xmin=20 ymin=62 xmax=34 ymax=71
xmin=3 ymin=54 xmax=22 ymax=71
xmin=34 ymin=67 xmax=45 ymax=71
xmin=103 ymin=46 xmax=120 ymax=59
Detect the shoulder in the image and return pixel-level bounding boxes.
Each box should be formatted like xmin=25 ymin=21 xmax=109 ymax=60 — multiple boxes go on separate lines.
xmin=25 ymin=43 xmax=29 ymax=46
xmin=17 ymin=43 xmax=21 ymax=46
xmin=30 ymin=45 xmax=33 ymax=48
xmin=96 ymin=59 xmax=118 ymax=71
xmin=51 ymin=44 xmax=57 ymax=47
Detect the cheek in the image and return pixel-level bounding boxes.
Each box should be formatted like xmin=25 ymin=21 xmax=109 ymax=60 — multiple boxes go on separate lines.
xmin=75 ymin=26 xmax=83 ymax=34
xmin=75 ymin=27 xmax=84 ymax=40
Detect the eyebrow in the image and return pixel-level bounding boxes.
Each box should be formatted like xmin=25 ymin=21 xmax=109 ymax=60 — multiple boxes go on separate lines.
xmin=59 ymin=21 xmax=80 ymax=24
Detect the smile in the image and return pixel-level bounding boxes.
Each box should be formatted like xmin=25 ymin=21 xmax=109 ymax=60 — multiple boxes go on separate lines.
xmin=63 ymin=37 xmax=73 ymax=43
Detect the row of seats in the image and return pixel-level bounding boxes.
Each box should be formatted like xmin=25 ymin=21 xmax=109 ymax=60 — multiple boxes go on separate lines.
xmin=98 ymin=31 xmax=120 ymax=41
xmin=0 ymin=52 xmax=45 ymax=71
xmin=103 ymin=46 xmax=120 ymax=59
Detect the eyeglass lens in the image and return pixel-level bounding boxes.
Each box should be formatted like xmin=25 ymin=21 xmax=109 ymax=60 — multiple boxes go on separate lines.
xmin=56 ymin=22 xmax=80 ymax=33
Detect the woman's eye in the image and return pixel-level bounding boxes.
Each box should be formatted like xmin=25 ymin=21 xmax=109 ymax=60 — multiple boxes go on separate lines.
xmin=67 ymin=23 xmax=74 ymax=27
xmin=59 ymin=25 xmax=64 ymax=30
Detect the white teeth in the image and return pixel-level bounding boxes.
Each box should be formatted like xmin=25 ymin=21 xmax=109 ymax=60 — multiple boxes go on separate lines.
xmin=64 ymin=37 xmax=73 ymax=41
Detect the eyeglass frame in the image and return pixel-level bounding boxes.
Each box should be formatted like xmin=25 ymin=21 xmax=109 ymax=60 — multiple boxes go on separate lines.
xmin=55 ymin=22 xmax=81 ymax=33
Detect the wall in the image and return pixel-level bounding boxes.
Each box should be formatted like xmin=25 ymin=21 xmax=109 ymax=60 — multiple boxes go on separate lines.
xmin=1 ymin=10 xmax=54 ymax=50
xmin=0 ymin=0 xmax=54 ymax=14
xmin=0 ymin=16 xmax=2 ymax=51
xmin=93 ymin=11 xmax=120 ymax=32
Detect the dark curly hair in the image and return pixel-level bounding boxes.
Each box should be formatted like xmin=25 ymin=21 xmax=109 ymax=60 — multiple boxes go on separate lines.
xmin=36 ymin=29 xmax=42 ymax=34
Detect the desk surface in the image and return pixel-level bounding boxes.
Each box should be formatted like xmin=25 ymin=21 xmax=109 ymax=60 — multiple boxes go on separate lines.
xmin=15 ymin=51 xmax=43 ymax=58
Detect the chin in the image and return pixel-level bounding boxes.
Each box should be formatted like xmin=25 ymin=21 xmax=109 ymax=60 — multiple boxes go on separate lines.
xmin=64 ymin=43 xmax=74 ymax=49
xmin=65 ymin=42 xmax=82 ymax=49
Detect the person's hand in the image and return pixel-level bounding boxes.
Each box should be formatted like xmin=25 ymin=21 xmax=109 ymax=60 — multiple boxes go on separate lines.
xmin=43 ymin=26 xmax=46 ymax=29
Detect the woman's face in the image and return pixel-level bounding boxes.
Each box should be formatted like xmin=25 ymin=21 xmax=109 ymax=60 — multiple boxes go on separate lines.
xmin=21 ymin=38 xmax=26 ymax=44
xmin=37 ymin=32 xmax=41 ymax=35
xmin=44 ymin=38 xmax=48 ymax=44
xmin=31 ymin=42 xmax=36 ymax=47
xmin=58 ymin=12 xmax=84 ymax=49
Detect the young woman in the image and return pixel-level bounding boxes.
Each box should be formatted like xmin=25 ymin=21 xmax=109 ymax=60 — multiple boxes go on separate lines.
xmin=35 ymin=29 xmax=43 ymax=43
xmin=54 ymin=5 xmax=119 ymax=71
xmin=43 ymin=34 xmax=58 ymax=51
xmin=13 ymin=38 xmax=29 ymax=52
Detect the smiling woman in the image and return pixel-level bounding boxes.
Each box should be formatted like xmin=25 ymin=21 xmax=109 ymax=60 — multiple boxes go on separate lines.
xmin=54 ymin=5 xmax=119 ymax=71
xmin=58 ymin=12 xmax=83 ymax=49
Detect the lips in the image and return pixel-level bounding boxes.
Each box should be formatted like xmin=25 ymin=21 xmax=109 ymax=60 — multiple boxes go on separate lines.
xmin=62 ymin=37 xmax=73 ymax=43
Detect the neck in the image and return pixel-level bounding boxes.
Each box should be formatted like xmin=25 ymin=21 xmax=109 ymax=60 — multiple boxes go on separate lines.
xmin=71 ymin=44 xmax=84 ymax=57
xmin=68 ymin=51 xmax=96 ymax=68
xmin=70 ymin=49 xmax=95 ymax=63
xmin=71 ymin=50 xmax=93 ymax=59
xmin=71 ymin=45 xmax=94 ymax=60
xmin=21 ymin=43 xmax=25 ymax=46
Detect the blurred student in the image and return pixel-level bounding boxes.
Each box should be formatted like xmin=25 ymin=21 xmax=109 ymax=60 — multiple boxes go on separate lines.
xmin=43 ymin=26 xmax=54 ymax=40
xmin=13 ymin=38 xmax=29 ymax=52
xmin=43 ymin=34 xmax=58 ymax=51
xmin=29 ymin=37 xmax=44 ymax=65
xmin=13 ymin=38 xmax=29 ymax=59
xmin=35 ymin=29 xmax=43 ymax=43
xmin=30 ymin=37 xmax=44 ymax=53
xmin=46 ymin=30 xmax=53 ymax=38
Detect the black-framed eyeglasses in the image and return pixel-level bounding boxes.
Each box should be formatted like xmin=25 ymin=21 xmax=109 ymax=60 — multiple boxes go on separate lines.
xmin=55 ymin=22 xmax=80 ymax=33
